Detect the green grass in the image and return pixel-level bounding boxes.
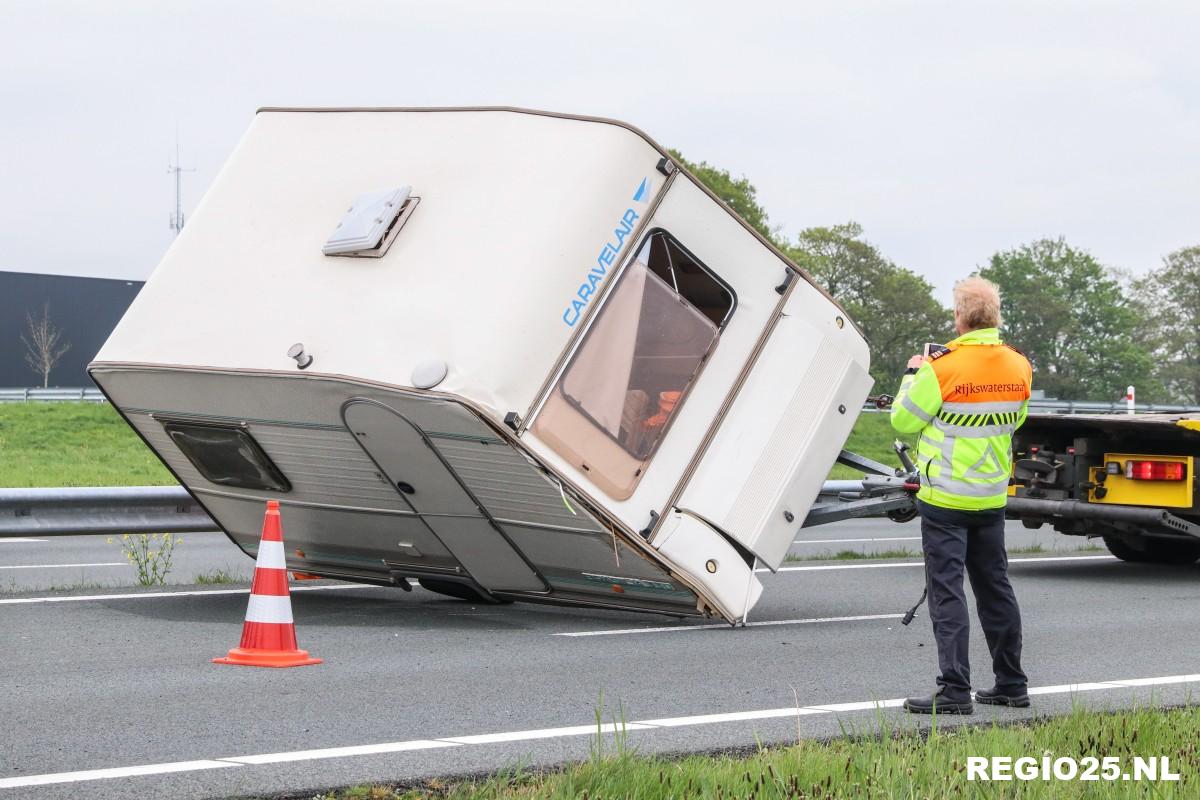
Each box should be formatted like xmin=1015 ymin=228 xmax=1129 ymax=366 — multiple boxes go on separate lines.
xmin=785 ymin=548 xmax=920 ymax=562
xmin=307 ymin=704 xmax=1199 ymax=799
xmin=196 ymin=567 xmax=248 ymax=585
xmin=0 ymin=403 xmax=173 ymax=487
xmin=830 ymin=412 xmax=912 ymax=479
xmin=784 ymin=543 xmax=1107 ymax=563
xmin=1 ymin=403 xmax=904 ymax=488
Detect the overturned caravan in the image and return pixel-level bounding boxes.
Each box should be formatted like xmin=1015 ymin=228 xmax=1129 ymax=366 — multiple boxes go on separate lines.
xmin=90 ymin=108 xmax=872 ymax=622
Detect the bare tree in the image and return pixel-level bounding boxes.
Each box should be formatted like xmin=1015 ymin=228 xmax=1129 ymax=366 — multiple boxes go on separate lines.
xmin=21 ymin=303 xmax=71 ymax=388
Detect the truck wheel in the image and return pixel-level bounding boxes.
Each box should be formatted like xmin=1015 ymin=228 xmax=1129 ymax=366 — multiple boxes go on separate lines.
xmin=1103 ymin=536 xmax=1200 ymax=564
xmin=416 ymin=578 xmax=512 ymax=604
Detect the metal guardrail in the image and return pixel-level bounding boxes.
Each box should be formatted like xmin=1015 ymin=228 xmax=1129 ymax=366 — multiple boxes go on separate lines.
xmin=0 ymin=387 xmax=106 ymax=403
xmin=3 ymin=387 xmax=1195 ymax=413
xmin=863 ymin=400 xmax=1200 ymax=415
xmin=0 ymin=486 xmax=218 ymax=537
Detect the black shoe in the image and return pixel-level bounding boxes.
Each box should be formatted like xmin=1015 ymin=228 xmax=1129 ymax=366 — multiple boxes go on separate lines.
xmin=975 ymin=686 xmax=1031 ymax=707
xmin=903 ymin=690 xmax=974 ymax=715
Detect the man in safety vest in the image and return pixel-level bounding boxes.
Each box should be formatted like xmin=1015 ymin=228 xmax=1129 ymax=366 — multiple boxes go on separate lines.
xmin=891 ymin=276 xmax=1033 ymax=715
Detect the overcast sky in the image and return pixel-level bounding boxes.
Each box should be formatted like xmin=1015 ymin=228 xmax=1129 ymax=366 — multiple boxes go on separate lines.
xmin=2 ymin=0 xmax=1196 ymax=301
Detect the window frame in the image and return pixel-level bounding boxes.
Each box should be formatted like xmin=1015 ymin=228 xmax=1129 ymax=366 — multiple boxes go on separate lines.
xmin=555 ymin=228 xmax=736 ymax=463
xmin=639 ymin=227 xmax=737 ymax=329
xmin=157 ymin=418 xmax=292 ymax=493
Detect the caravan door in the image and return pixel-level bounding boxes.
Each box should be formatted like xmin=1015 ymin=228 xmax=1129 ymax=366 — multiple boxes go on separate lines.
xmin=342 ymin=399 xmax=549 ymax=593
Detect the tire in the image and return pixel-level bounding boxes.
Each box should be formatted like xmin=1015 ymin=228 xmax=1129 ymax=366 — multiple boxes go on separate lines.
xmin=1103 ymin=536 xmax=1200 ymax=565
xmin=416 ymin=578 xmax=512 ymax=603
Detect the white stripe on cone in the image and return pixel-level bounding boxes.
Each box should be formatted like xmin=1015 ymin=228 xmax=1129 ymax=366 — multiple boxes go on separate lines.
xmin=254 ymin=540 xmax=287 ymax=570
xmin=245 ymin=594 xmax=294 ymax=625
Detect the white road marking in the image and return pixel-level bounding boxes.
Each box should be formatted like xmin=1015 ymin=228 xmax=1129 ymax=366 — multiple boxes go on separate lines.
xmin=441 ymin=722 xmax=657 ymax=745
xmin=555 ymin=613 xmax=903 ymax=637
xmin=764 ymin=554 xmax=1116 ymax=573
xmin=0 ymin=562 xmax=127 ymax=570
xmin=0 ymin=760 xmax=239 ymax=789
xmin=4 ymin=671 xmax=1198 ymax=790
xmin=793 ymin=537 xmax=920 ymax=544
xmin=0 ymin=584 xmax=385 ymax=605
xmin=227 ymin=739 xmax=453 ymax=765
xmin=0 ymin=538 xmax=48 ymax=543
xmin=637 ymin=708 xmax=825 ymax=727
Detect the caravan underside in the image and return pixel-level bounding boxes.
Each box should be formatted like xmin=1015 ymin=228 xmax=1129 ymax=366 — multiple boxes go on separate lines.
xmin=91 ymin=365 xmax=710 ymax=617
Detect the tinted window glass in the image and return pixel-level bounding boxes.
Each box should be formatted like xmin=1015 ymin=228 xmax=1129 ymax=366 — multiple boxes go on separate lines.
xmin=161 ymin=420 xmax=291 ymax=492
xmin=561 ymin=260 xmax=719 ymax=461
xmin=639 ymin=230 xmax=734 ymax=327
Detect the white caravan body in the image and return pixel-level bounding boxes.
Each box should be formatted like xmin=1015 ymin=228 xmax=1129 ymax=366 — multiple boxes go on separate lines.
xmin=91 ymin=108 xmax=872 ymax=622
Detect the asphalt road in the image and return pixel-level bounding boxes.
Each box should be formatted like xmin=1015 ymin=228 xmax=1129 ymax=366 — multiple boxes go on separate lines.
xmin=3 ymin=519 xmax=1196 ymax=799
xmin=0 ymin=518 xmax=1101 ymax=593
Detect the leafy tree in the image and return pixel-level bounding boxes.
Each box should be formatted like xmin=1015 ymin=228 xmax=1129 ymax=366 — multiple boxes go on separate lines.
xmin=670 ymin=154 xmax=954 ymax=390
xmin=1131 ymin=245 xmax=1200 ymax=404
xmin=981 ymin=239 xmax=1153 ymax=401
xmin=786 ymin=223 xmax=951 ymax=389
xmin=669 ymin=149 xmax=778 ymax=244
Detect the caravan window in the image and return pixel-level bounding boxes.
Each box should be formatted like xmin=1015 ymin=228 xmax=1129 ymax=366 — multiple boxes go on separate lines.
xmin=161 ymin=420 xmax=291 ymax=493
xmin=558 ymin=233 xmax=729 ymax=462
xmin=637 ymin=230 xmax=735 ymax=327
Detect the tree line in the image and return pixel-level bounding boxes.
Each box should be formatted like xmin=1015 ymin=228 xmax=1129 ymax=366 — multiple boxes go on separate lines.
xmin=673 ymin=151 xmax=1200 ymax=404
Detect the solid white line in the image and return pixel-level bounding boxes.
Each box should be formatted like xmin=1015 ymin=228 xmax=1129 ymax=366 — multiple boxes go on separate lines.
xmin=0 ymin=562 xmax=127 ymax=570
xmin=226 ymin=739 xmax=454 ymax=765
xmin=638 ymin=708 xmax=824 ymax=727
xmin=0 ymin=760 xmax=237 ymax=789
xmin=0 ymin=538 xmax=48 ymax=543
xmin=441 ymin=722 xmax=657 ymax=745
xmin=1027 ymin=682 xmax=1121 ymax=696
xmin=554 ymin=613 xmax=903 ymax=637
xmin=0 ymin=584 xmax=384 ymax=606
xmin=3 ymin=671 xmax=1199 ymax=790
xmin=765 ymin=554 xmax=1115 ymax=573
xmin=1107 ymin=674 xmax=1200 ymax=688
xmin=793 ymin=537 xmax=921 ymax=544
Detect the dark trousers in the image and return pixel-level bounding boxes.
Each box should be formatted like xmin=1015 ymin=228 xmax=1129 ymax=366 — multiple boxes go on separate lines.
xmin=918 ymin=499 xmax=1026 ymax=699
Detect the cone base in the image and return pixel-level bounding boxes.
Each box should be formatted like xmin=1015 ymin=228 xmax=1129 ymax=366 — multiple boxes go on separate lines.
xmin=213 ymin=647 xmax=322 ymax=668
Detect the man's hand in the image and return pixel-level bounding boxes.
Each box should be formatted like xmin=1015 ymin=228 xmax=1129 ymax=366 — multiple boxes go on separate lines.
xmin=907 ymin=355 xmax=926 ymax=371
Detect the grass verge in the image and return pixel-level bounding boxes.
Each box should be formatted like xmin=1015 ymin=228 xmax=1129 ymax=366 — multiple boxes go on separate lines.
xmin=0 ymin=403 xmax=173 ymax=486
xmin=784 ymin=548 xmax=920 ymax=562
xmin=0 ymin=404 xmax=906 ymax=487
xmin=782 ymin=543 xmax=1106 ymax=562
xmin=829 ymin=412 xmax=912 ymax=480
xmin=305 ymin=704 xmax=1198 ymax=799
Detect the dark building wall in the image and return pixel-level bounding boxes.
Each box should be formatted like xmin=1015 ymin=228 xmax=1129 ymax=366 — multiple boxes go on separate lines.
xmin=0 ymin=270 xmax=143 ymax=387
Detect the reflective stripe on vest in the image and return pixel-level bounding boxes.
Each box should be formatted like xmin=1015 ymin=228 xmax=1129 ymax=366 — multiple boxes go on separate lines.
xmin=901 ymin=329 xmax=1032 ymax=511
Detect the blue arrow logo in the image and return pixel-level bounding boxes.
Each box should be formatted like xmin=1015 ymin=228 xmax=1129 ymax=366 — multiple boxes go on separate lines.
xmin=633 ymin=177 xmax=650 ymax=203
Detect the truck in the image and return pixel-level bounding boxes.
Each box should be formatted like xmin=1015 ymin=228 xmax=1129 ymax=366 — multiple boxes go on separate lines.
xmin=1008 ymin=413 xmax=1200 ymax=563
xmin=806 ymin=410 xmax=1200 ymax=566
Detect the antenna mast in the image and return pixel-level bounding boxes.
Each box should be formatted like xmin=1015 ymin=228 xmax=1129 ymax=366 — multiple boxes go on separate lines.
xmin=168 ymin=130 xmax=195 ymax=236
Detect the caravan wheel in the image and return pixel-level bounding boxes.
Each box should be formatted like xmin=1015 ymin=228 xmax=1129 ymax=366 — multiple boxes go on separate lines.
xmin=1103 ymin=536 xmax=1200 ymax=564
xmin=417 ymin=578 xmax=513 ymax=604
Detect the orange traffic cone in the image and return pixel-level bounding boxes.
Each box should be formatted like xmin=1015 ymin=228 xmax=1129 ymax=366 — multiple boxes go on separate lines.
xmin=214 ymin=500 xmax=322 ymax=668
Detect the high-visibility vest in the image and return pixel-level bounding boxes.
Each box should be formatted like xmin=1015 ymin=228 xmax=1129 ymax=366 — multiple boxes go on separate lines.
xmin=890 ymin=327 xmax=1033 ymax=511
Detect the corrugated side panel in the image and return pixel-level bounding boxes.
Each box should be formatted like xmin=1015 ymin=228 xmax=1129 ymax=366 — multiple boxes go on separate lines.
xmin=130 ymin=412 xmax=408 ymax=511
xmin=431 ymin=434 xmax=602 ymax=532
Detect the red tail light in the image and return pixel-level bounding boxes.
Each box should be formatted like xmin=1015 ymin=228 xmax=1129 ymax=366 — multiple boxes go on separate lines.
xmin=1124 ymin=460 xmax=1187 ymax=481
